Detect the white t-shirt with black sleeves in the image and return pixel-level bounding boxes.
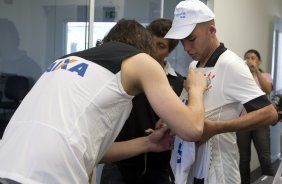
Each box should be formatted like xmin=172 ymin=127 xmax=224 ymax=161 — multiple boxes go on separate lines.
xmin=174 ymin=43 xmax=271 ymax=184
xmin=190 ymin=44 xmax=269 ymax=184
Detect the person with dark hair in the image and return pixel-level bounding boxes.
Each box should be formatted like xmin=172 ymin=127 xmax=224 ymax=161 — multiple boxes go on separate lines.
xmin=0 ymin=19 xmax=208 ymax=184
xmin=237 ymin=49 xmax=274 ymax=184
xmin=0 ymin=18 xmax=42 ymax=86
xmin=0 ymin=18 xmax=42 ymax=134
xmin=146 ymin=18 xmax=179 ymax=55
xmin=165 ymin=0 xmax=277 ymax=183
xmin=100 ymin=18 xmax=182 ymax=184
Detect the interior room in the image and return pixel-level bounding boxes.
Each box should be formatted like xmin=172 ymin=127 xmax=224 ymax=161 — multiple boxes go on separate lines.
xmin=0 ymin=0 xmax=281 ymax=183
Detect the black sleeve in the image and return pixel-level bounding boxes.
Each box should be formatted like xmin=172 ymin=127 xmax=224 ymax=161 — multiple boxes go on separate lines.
xmin=60 ymin=41 xmax=141 ymax=74
xmin=167 ymin=72 xmax=184 ymax=96
xmin=243 ymin=95 xmax=271 ymax=113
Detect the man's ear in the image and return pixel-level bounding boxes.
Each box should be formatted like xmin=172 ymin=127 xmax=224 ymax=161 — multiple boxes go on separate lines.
xmin=209 ymin=25 xmax=216 ymax=35
xmin=258 ymin=59 xmax=262 ymax=66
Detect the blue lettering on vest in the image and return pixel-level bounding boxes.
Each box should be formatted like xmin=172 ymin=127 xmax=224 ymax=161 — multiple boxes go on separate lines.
xmin=177 ymin=142 xmax=183 ymax=163
xmin=46 ymin=60 xmax=63 ymax=72
xmin=68 ymin=63 xmax=88 ymax=77
xmin=46 ymin=58 xmax=88 ymax=77
xmin=60 ymin=59 xmax=71 ymax=70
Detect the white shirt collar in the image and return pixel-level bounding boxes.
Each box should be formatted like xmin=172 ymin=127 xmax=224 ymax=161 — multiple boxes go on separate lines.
xmin=164 ymin=61 xmax=177 ymax=77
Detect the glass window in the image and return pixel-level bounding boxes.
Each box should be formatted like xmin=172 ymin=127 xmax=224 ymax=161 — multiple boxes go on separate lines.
xmin=0 ymin=0 xmax=208 ymax=87
xmin=0 ymin=0 xmax=89 ymax=87
xmin=66 ymin=22 xmax=116 ymax=54
xmin=272 ymin=18 xmax=282 ymax=94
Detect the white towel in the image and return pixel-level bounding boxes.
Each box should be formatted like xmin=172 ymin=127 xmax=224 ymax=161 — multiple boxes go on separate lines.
xmin=187 ymin=141 xmax=212 ymax=184
xmin=171 ymin=138 xmax=215 ymax=184
xmin=171 ymin=89 xmax=214 ymax=184
xmin=170 ymin=136 xmax=195 ymax=184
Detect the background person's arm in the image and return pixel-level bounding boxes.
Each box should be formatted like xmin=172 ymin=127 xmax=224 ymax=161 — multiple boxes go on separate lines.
xmin=255 ymin=71 xmax=272 ymax=94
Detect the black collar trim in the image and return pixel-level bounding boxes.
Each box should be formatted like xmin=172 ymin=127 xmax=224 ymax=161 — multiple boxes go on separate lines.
xmin=196 ymin=43 xmax=227 ymax=68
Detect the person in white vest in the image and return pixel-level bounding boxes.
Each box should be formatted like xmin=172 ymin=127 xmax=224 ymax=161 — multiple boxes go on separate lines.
xmin=0 ymin=19 xmax=208 ymax=184
xmin=165 ymin=0 xmax=278 ymax=184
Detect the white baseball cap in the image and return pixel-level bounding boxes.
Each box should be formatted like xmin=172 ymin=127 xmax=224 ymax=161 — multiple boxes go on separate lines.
xmin=165 ymin=0 xmax=215 ymax=39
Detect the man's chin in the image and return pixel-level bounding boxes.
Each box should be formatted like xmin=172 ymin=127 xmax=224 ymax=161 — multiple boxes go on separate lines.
xmin=187 ymin=53 xmax=197 ymax=60
xmin=191 ymin=55 xmax=199 ymax=61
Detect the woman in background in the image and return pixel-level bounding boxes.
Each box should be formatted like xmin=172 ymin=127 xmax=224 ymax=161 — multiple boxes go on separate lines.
xmin=237 ymin=49 xmax=274 ymax=184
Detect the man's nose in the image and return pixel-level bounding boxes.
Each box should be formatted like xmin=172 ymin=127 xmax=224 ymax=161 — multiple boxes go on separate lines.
xmin=182 ymin=41 xmax=191 ymax=52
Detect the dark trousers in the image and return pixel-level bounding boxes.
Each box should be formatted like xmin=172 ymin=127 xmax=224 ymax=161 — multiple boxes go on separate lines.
xmin=100 ymin=163 xmax=174 ymax=184
xmin=237 ymin=127 xmax=274 ymax=184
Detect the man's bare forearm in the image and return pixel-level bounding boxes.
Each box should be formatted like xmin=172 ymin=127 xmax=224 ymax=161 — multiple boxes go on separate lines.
xmin=215 ymin=104 xmax=277 ymax=134
xmin=100 ymin=137 xmax=149 ymax=163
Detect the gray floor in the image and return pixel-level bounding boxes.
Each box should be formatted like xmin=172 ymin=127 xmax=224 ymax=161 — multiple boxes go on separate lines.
xmin=250 ymin=135 xmax=282 ymax=183
xmin=250 ymin=159 xmax=281 ymax=183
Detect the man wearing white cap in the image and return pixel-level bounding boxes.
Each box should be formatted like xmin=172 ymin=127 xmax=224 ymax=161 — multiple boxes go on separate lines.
xmin=165 ymin=0 xmax=277 ymax=184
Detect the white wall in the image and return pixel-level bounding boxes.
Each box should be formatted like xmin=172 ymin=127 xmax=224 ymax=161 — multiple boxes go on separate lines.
xmin=213 ymin=0 xmax=282 ymax=72
xmin=211 ymin=0 xmax=282 ymax=171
